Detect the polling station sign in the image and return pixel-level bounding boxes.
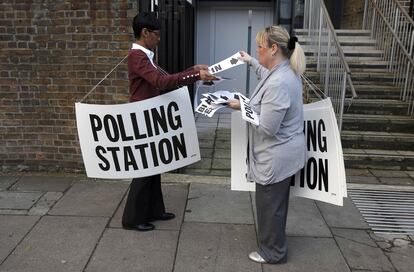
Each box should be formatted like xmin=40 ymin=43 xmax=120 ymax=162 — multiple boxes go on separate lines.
xmin=75 ymin=87 xmax=201 ymax=179
xmin=231 ymin=98 xmax=347 ymax=206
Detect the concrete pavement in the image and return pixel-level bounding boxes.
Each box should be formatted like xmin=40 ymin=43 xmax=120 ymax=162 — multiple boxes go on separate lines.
xmin=0 ymin=173 xmax=413 ymax=272
xmin=1 ymin=112 xmax=413 ymax=271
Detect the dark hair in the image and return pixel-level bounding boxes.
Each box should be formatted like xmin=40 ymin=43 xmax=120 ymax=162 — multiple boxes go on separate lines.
xmin=132 ymin=12 xmax=161 ymax=39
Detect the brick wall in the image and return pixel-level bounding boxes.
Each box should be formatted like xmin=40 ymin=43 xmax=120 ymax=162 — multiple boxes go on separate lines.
xmin=342 ymin=0 xmax=364 ymax=29
xmin=0 ymin=0 xmax=137 ymax=172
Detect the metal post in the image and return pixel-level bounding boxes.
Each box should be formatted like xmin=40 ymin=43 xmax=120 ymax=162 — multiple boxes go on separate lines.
xmin=324 ymin=31 xmax=332 ymax=96
xmin=308 ymin=0 xmax=313 ymax=37
xmin=246 ymin=10 xmax=252 ymax=97
xmin=304 ymin=0 xmax=309 ymax=29
xmin=317 ymin=6 xmax=323 ymax=72
xmin=371 ymin=0 xmax=376 ymax=39
xmin=338 ymin=71 xmax=347 ymax=132
xmin=403 ymin=31 xmax=414 ymax=100
xmin=363 ymin=0 xmax=368 ymax=29
xmin=389 ymin=8 xmax=399 ymax=71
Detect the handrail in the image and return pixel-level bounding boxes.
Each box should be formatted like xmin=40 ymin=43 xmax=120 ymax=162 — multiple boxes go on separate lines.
xmin=303 ymin=0 xmax=357 ymax=131
xmin=319 ymin=3 xmax=357 ymax=99
xmin=370 ymin=1 xmax=414 ymax=68
xmin=363 ymin=0 xmax=414 ymax=115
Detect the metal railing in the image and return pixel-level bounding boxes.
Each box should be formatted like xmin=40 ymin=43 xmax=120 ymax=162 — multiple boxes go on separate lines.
xmin=303 ymin=0 xmax=357 ymax=131
xmin=363 ymin=0 xmax=414 ymax=115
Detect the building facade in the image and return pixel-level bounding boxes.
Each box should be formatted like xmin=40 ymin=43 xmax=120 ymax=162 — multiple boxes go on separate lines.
xmin=0 ymin=0 xmax=365 ymax=172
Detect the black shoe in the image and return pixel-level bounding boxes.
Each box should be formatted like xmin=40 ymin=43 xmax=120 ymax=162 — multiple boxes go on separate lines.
xmin=123 ymin=223 xmax=155 ymax=232
xmin=156 ymin=212 xmax=175 ymax=221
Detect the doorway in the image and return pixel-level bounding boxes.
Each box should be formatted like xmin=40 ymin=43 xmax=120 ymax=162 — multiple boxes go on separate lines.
xmin=195 ymin=2 xmax=273 ymax=100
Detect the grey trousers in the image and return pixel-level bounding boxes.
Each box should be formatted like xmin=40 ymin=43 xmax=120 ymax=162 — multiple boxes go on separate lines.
xmin=256 ymin=177 xmax=291 ymax=264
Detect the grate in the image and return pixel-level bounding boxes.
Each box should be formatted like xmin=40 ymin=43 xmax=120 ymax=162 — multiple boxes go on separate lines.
xmin=349 ymin=188 xmax=414 ymax=235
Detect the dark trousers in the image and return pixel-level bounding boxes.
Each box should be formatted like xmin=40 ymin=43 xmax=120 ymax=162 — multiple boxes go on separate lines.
xmin=122 ymin=174 xmax=165 ymax=227
xmin=256 ymin=177 xmax=291 ymax=263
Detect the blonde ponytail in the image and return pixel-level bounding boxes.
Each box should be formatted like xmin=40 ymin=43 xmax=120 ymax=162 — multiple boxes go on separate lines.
xmin=289 ymin=42 xmax=306 ymax=75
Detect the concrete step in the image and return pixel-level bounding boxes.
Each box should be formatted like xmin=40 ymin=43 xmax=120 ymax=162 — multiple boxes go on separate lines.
xmin=302 ymin=46 xmax=383 ymax=58
xmin=305 ymin=83 xmax=401 ymax=99
xmin=342 ymin=114 xmax=414 ymax=133
xmin=297 ymin=36 xmax=377 ymax=46
xmin=295 ymin=29 xmax=372 ymax=37
xmin=344 ymin=149 xmax=414 ymax=171
xmin=305 ymin=71 xmax=396 ymax=83
xmin=343 ymin=98 xmax=409 ymax=115
xmin=306 ymin=59 xmax=388 ymax=69
xmin=341 ymin=131 xmax=414 ymax=150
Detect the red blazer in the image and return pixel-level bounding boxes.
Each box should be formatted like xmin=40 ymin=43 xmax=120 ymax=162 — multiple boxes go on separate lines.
xmin=128 ymin=49 xmax=201 ymax=102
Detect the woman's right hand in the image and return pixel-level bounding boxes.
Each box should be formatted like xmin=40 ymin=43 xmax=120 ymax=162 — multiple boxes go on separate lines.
xmin=238 ymin=51 xmax=252 ymax=63
xmin=200 ymin=70 xmax=218 ymax=81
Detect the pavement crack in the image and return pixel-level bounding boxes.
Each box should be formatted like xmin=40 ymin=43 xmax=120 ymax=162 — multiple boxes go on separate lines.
xmin=334 ymin=234 xmax=380 ymax=249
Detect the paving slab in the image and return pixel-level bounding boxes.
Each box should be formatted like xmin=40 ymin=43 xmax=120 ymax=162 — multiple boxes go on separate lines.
xmin=110 ymin=184 xmax=188 ymax=230
xmin=0 ymin=216 xmax=107 ymax=272
xmin=85 ymin=228 xmax=178 ymax=272
xmin=10 ymin=176 xmax=73 ymax=192
xmin=27 ymin=192 xmax=63 ymax=216
xmin=263 ymin=237 xmax=350 ymax=272
xmin=370 ymin=170 xmax=410 ymax=178
xmin=345 ymin=169 xmax=373 ymax=176
xmin=346 ymin=176 xmax=379 ymax=184
xmin=184 ymin=158 xmax=212 ymax=169
xmin=0 ymin=176 xmax=19 ymax=191
xmin=213 ymin=149 xmax=231 ymax=159
xmin=174 ymin=222 xmax=260 ymax=272
xmin=0 ymin=191 xmax=43 ymax=210
xmin=49 ymin=182 xmax=128 ymax=217
xmin=286 ymin=197 xmax=332 ymax=237
xmin=0 ymin=215 xmax=39 ymax=263
xmin=212 ymin=158 xmax=231 ymax=169
xmin=385 ymin=244 xmax=414 ymax=272
xmin=316 ymin=197 xmax=369 ymax=229
xmin=332 ymin=228 xmax=394 ymax=271
xmin=185 ymin=183 xmax=254 ymax=224
xmin=378 ymin=177 xmax=414 ymax=185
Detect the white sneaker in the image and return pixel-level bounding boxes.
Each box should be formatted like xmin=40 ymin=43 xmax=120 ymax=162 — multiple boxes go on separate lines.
xmin=248 ymin=251 xmax=267 ymax=263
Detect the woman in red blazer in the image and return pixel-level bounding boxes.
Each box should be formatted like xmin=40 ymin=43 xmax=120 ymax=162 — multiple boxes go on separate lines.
xmin=122 ymin=12 xmax=216 ymax=232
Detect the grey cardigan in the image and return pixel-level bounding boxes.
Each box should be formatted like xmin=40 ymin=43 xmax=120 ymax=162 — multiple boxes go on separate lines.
xmin=247 ymin=58 xmax=305 ymax=185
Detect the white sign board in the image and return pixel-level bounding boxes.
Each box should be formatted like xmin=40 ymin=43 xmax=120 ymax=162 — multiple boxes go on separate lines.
xmin=208 ymin=52 xmax=245 ymax=74
xmin=231 ymin=98 xmax=346 ymax=206
xmin=76 ymin=87 xmax=201 ymax=179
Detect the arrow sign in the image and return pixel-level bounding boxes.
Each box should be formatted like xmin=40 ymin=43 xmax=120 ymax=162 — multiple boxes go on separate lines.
xmin=208 ymin=52 xmax=245 ymax=74
xmin=230 ymin=58 xmax=238 ymax=65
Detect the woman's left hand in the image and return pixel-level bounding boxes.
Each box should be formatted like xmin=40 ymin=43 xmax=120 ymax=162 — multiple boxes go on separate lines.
xmin=227 ymin=99 xmax=241 ymax=110
xmin=192 ymin=64 xmax=209 ymax=71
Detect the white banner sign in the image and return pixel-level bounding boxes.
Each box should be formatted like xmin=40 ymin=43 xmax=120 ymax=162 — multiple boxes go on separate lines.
xmin=75 ymin=87 xmax=201 ymax=179
xmin=238 ymin=93 xmax=260 ymax=126
xmin=231 ymin=98 xmax=347 ymax=206
xmin=208 ymin=52 xmax=245 ymax=74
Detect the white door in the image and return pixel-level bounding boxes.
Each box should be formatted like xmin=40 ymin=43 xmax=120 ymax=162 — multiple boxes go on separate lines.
xmin=196 ymin=3 xmax=273 ymax=102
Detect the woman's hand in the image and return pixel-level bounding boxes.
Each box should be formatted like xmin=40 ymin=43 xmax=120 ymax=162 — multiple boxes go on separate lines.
xmin=192 ymin=64 xmax=209 ymax=71
xmin=227 ymin=99 xmax=241 ymax=110
xmin=200 ymin=70 xmax=218 ymax=81
xmin=238 ymin=51 xmax=252 ymax=63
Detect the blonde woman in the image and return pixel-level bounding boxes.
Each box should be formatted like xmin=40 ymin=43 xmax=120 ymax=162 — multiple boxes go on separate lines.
xmin=228 ymin=26 xmax=306 ymax=264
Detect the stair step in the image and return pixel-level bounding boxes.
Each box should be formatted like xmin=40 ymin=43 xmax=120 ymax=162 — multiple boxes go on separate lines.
xmin=297 ymin=36 xmax=377 ymax=46
xmin=341 ymin=131 xmax=414 ymax=150
xmin=342 ymin=114 xmax=414 ymax=133
xmin=302 ymin=46 xmax=383 ymax=57
xmin=344 ymin=149 xmax=414 ymax=171
xmin=295 ymin=29 xmax=372 ymax=36
xmin=306 ymin=59 xmax=388 ymax=69
xmin=305 ymin=71 xmax=396 ymax=83
xmin=344 ymin=99 xmax=409 ymax=115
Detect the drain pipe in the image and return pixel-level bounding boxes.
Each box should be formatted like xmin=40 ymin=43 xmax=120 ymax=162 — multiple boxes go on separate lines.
xmin=245 ymin=10 xmax=252 ymax=97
